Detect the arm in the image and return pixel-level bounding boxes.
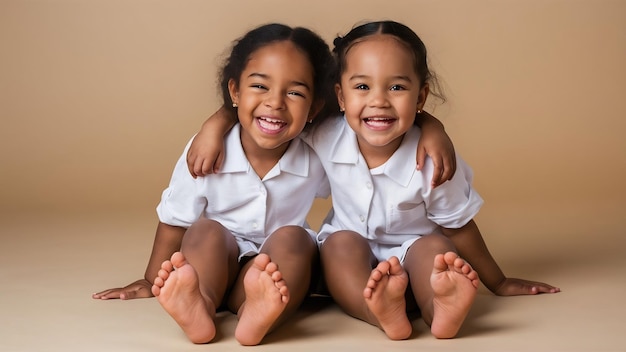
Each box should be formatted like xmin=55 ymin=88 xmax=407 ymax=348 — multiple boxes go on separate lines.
xmin=415 ymin=111 xmax=456 ymax=188
xmin=92 ymin=222 xmax=185 ymax=300
xmin=442 ymin=220 xmax=560 ymax=295
xmin=187 ymin=105 xmax=237 ymax=177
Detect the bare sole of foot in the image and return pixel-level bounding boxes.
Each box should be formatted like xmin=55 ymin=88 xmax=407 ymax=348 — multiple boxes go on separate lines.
xmin=152 ymin=252 xmax=217 ymax=344
xmin=430 ymin=251 xmax=479 ymax=339
xmin=235 ymin=253 xmax=289 ymax=346
xmin=363 ymin=256 xmax=412 ymax=340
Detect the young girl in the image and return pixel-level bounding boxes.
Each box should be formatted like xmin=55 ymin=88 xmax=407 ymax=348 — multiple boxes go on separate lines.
xmin=191 ymin=20 xmax=560 ymax=341
xmin=93 ymin=23 xmax=335 ymax=346
xmin=308 ymin=20 xmax=560 ymax=340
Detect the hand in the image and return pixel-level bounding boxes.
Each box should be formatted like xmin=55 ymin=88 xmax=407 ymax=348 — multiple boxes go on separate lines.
xmin=92 ymin=279 xmax=154 ymax=300
xmin=186 ymin=107 xmax=236 ymax=178
xmin=415 ymin=112 xmax=457 ymax=187
xmin=186 ymin=133 xmax=225 ymax=178
xmin=416 ymin=138 xmax=456 ymax=188
xmin=493 ymin=277 xmax=561 ymax=296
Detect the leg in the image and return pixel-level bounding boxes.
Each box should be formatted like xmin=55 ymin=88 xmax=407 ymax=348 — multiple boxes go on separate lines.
xmin=152 ymin=218 xmax=239 ymax=343
xmin=229 ymin=225 xmax=317 ymax=346
xmin=403 ymin=234 xmax=479 ymax=339
xmin=321 ymin=231 xmax=411 ymax=340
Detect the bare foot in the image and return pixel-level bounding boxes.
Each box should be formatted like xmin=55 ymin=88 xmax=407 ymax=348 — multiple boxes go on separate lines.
xmin=235 ymin=253 xmax=289 ymax=346
xmin=363 ymin=256 xmax=412 ymax=340
xmin=430 ymin=251 xmax=479 ymax=339
xmin=152 ymin=252 xmax=217 ymax=344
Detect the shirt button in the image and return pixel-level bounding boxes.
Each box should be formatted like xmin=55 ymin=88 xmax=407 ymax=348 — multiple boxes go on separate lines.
xmin=252 ymin=222 xmax=258 ymax=229
xmin=359 ymin=215 xmax=365 ymax=222
xmin=366 ymin=182 xmax=372 ymax=189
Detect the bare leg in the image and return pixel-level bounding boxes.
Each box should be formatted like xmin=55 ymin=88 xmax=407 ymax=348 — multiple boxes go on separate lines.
xmin=230 ymin=226 xmax=318 ymax=345
xmin=404 ymin=234 xmax=478 ymax=339
xmin=152 ymin=252 xmax=216 ymax=343
xmin=321 ymin=231 xmax=408 ymax=338
xmin=153 ymin=218 xmax=239 ymax=344
xmin=234 ymin=254 xmax=289 ymax=346
xmin=363 ymin=256 xmax=412 ymax=340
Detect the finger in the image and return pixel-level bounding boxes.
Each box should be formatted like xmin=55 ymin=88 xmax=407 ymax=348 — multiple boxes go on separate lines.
xmin=439 ymin=156 xmax=454 ymax=184
xmin=92 ymin=289 xmax=116 ymax=299
xmin=98 ymin=291 xmax=122 ymax=300
xmin=445 ymin=153 xmax=457 ymax=181
xmin=200 ymin=158 xmax=212 ymax=176
xmin=415 ymin=146 xmax=426 ymax=171
xmin=535 ymin=285 xmax=560 ymax=294
xmin=186 ymin=152 xmax=198 ymax=178
xmin=214 ymin=151 xmax=225 ymax=173
xmin=430 ymin=156 xmax=444 ymax=188
xmin=193 ymin=157 xmax=206 ymax=177
xmin=188 ymin=156 xmax=200 ymax=178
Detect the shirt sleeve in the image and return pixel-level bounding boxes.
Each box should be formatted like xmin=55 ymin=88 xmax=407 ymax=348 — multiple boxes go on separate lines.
xmin=156 ymin=136 xmax=208 ymax=227
xmin=423 ymin=155 xmax=484 ymax=228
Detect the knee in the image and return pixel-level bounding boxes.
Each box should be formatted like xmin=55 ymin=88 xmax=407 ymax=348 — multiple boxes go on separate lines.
xmin=418 ymin=233 xmax=456 ymax=252
xmin=321 ymin=230 xmax=366 ymax=256
xmin=183 ymin=218 xmax=229 ymax=246
xmin=267 ymin=225 xmax=315 ymax=254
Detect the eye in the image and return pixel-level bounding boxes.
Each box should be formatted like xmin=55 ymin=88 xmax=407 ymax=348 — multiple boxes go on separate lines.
xmin=355 ymin=84 xmax=369 ymax=90
xmin=287 ymin=90 xmax=306 ymax=98
xmin=250 ymin=84 xmax=267 ymax=90
xmin=390 ymin=84 xmax=406 ymax=91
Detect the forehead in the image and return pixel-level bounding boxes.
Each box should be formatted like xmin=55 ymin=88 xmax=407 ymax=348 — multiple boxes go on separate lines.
xmin=344 ymin=34 xmax=415 ymax=71
xmin=243 ymin=41 xmax=314 ymax=79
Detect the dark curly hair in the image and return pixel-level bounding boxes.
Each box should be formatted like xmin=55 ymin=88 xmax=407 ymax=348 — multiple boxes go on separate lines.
xmin=219 ymin=23 xmax=338 ymax=124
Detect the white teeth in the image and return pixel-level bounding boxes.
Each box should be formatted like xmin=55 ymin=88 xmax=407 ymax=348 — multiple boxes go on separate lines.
xmin=364 ymin=117 xmax=393 ymax=126
xmin=258 ymin=117 xmax=285 ymax=131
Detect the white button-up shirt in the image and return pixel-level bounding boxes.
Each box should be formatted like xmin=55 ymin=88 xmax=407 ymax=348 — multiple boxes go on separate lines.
xmin=302 ymin=116 xmax=483 ymax=259
xmin=157 ymin=124 xmax=330 ymax=252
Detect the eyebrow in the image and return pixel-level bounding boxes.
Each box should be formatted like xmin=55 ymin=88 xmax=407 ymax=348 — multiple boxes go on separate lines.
xmin=247 ymin=72 xmax=312 ymax=91
xmin=348 ymin=74 xmax=413 ymax=82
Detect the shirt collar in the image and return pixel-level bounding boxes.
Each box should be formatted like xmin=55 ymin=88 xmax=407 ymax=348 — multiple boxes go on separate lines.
xmin=220 ymin=124 xmax=310 ymax=178
xmin=328 ymin=119 xmax=361 ymax=165
xmin=380 ymin=126 xmax=420 ymax=187
xmin=328 ymin=119 xmax=419 ymax=187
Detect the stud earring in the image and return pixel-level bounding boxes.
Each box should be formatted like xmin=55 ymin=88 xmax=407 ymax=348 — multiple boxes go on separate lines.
xmin=417 ymin=109 xmax=422 ymax=114
xmin=232 ymin=103 xmax=238 ymax=108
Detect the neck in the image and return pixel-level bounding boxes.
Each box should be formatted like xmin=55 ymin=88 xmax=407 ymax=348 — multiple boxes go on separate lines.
xmin=357 ymin=135 xmax=404 ymax=169
xmin=240 ymin=134 xmax=289 ymax=179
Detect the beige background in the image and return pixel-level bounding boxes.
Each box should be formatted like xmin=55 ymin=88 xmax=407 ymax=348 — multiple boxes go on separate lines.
xmin=1 ymin=1 xmax=625 ymax=351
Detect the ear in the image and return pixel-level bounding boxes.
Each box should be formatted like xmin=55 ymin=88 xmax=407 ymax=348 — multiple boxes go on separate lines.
xmin=416 ymin=83 xmax=430 ymax=112
xmin=335 ymin=83 xmax=346 ymax=112
xmin=228 ymin=79 xmax=239 ymax=106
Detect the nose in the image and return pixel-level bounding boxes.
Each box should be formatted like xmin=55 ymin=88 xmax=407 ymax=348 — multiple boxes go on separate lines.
xmin=368 ymin=88 xmax=390 ymax=108
xmin=264 ymin=90 xmax=286 ymax=110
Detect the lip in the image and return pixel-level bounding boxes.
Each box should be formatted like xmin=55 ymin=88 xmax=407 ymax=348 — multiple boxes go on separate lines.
xmin=256 ymin=115 xmax=287 ymax=134
xmin=361 ymin=115 xmax=397 ymax=131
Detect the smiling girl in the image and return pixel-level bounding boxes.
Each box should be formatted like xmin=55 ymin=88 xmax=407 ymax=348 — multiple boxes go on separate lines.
xmin=93 ymin=23 xmax=334 ymax=346
xmin=308 ymin=20 xmax=560 ymax=340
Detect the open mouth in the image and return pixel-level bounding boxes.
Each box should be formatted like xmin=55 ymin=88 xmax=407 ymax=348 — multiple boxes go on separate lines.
xmin=363 ymin=116 xmax=396 ymax=127
xmin=257 ymin=116 xmax=287 ymax=132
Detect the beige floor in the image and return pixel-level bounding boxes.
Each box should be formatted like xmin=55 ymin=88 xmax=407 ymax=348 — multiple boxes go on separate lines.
xmin=1 ymin=202 xmax=625 ymax=352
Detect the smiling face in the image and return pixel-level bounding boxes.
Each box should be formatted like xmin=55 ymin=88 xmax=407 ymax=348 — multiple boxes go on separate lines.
xmin=336 ymin=34 xmax=429 ymax=160
xmin=228 ymin=40 xmax=316 ymax=156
